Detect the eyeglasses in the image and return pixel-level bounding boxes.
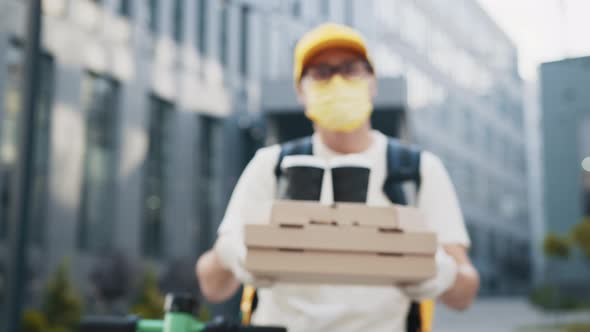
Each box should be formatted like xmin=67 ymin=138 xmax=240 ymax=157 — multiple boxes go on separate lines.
xmin=303 ymin=60 xmax=373 ymax=82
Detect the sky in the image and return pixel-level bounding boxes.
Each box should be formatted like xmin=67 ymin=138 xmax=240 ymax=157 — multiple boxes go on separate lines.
xmin=477 ymin=0 xmax=590 ymax=81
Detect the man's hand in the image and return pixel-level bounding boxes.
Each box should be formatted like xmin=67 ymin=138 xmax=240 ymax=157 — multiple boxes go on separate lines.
xmin=400 ymin=244 xmax=479 ymax=310
xmin=214 ymin=233 xmax=255 ymax=284
xmin=400 ymin=247 xmax=458 ymax=300
xmin=197 ymin=233 xmax=275 ymax=303
xmin=196 ymin=233 xmax=251 ymax=303
xmin=196 ymin=248 xmax=240 ymax=303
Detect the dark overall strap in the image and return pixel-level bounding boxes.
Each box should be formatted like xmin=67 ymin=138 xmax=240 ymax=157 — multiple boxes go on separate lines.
xmin=382 ymin=138 xmax=423 ymax=332
xmin=274 ymin=136 xmax=314 ymax=179
xmin=383 ymin=138 xmax=422 ymax=204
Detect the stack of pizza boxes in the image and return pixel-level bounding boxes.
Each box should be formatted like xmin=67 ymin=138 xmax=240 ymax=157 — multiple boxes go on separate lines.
xmin=245 ymin=200 xmax=437 ymax=286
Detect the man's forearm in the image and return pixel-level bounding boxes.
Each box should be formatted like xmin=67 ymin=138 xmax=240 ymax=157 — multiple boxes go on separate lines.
xmin=196 ymin=249 xmax=241 ymax=303
xmin=440 ymin=245 xmax=480 ymax=310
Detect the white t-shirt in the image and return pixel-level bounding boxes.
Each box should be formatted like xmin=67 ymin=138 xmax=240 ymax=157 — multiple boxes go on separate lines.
xmin=218 ymin=130 xmax=469 ymax=332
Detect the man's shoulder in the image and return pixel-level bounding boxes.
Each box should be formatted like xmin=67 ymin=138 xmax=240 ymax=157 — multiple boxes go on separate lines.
xmin=376 ymin=134 xmax=444 ymax=177
xmin=419 ymin=150 xmax=442 ymax=166
xmin=253 ymin=144 xmax=281 ymax=163
xmin=418 ymin=150 xmax=447 ymax=178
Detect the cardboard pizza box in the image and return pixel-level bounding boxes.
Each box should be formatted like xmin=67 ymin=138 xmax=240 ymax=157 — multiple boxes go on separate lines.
xmin=335 ymin=203 xmax=399 ymax=228
xmin=245 ymin=249 xmax=436 ymax=285
xmin=246 ymin=200 xmax=436 ymax=286
xmin=270 ymin=200 xmax=334 ymax=226
xmin=245 ymin=224 xmax=437 ymax=255
xmin=270 ymin=200 xmax=401 ymax=229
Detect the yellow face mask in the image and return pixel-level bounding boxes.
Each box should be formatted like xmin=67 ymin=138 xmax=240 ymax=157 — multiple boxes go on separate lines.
xmin=304 ymin=75 xmax=373 ymax=133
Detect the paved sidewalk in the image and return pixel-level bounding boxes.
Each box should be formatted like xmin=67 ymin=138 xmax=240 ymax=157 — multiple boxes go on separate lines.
xmin=433 ymin=297 xmax=590 ymax=332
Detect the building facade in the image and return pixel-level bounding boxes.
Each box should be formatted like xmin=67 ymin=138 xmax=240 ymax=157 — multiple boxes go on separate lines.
xmin=540 ymin=56 xmax=590 ymax=287
xmin=0 ymin=0 xmax=256 ymax=313
xmin=0 ymin=0 xmax=529 ymax=314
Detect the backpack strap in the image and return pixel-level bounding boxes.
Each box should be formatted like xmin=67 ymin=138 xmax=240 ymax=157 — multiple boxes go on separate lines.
xmin=274 ymin=136 xmax=314 ymax=179
xmin=382 ymin=139 xmax=423 ymax=332
xmin=383 ymin=138 xmax=422 ymax=205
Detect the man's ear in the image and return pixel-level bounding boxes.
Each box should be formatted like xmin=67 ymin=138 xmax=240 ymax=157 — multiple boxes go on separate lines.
xmin=369 ymin=75 xmax=377 ymax=99
xmin=296 ymin=81 xmax=307 ymax=105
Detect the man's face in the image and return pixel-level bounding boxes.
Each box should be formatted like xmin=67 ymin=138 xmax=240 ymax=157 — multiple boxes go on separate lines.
xmin=296 ymin=48 xmax=377 ymax=106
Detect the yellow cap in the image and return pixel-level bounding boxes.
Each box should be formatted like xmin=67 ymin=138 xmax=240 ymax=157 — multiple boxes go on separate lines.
xmin=293 ymin=23 xmax=373 ymax=83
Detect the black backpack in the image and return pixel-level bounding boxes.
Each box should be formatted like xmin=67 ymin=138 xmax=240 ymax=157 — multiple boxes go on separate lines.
xmin=272 ymin=135 xmax=423 ymax=332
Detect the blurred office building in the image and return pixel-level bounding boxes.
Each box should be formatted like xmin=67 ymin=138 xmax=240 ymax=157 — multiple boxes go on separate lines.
xmin=540 ymin=56 xmax=590 ymax=289
xmin=0 ymin=0 xmax=529 ymax=311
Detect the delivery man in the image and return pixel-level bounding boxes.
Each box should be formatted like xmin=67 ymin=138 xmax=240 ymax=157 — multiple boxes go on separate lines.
xmin=196 ymin=23 xmax=480 ymax=332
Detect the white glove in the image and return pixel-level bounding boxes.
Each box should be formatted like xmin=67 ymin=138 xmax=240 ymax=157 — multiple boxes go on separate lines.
xmin=400 ymin=248 xmax=458 ymax=300
xmin=214 ymin=233 xmax=275 ymax=287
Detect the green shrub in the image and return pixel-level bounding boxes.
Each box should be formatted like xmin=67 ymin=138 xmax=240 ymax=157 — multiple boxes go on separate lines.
xmin=42 ymin=260 xmax=83 ymax=330
xmin=571 ymin=219 xmax=590 ymax=258
xmin=22 ymin=309 xmax=48 ymax=332
xmin=198 ymin=304 xmax=211 ymax=322
xmin=543 ymin=233 xmax=571 ymax=258
xmin=21 ymin=260 xmax=83 ymax=332
xmin=130 ymin=268 xmax=165 ymax=319
xmin=564 ymin=323 xmax=590 ymax=332
xmin=529 ymin=284 xmax=579 ymax=311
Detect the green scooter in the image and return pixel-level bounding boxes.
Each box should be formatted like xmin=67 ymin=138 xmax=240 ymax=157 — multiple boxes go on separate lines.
xmin=79 ymin=293 xmax=286 ymax=332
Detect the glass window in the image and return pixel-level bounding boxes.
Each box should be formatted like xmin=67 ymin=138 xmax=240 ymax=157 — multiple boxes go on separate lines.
xmin=518 ymin=151 xmax=526 ymax=174
xmin=453 ymin=161 xmax=465 ymax=202
xmin=0 ymin=45 xmax=22 ymax=239
xmin=459 ymin=52 xmax=472 ymax=88
xmin=430 ymin=29 xmax=452 ymax=75
xmin=406 ymin=65 xmax=433 ymax=110
xmin=506 ymin=144 xmax=515 ymax=171
xmin=0 ymin=43 xmax=54 ymax=245
xmin=448 ymin=107 xmax=460 ymax=137
xmin=239 ymin=4 xmax=250 ymax=78
xmin=445 ymin=156 xmax=458 ymax=185
xmin=118 ymin=0 xmax=131 ymax=18
xmin=505 ymin=144 xmax=513 ymax=171
xmin=197 ymin=0 xmax=207 ymax=55
xmin=142 ymin=96 xmax=173 ymax=258
xmin=374 ymin=0 xmax=399 ymax=32
xmin=466 ymin=223 xmax=478 ymax=259
xmin=374 ymin=44 xmax=404 ymax=77
xmin=30 ymin=54 xmax=54 ymax=246
xmin=196 ymin=116 xmax=224 ymax=255
xmin=219 ymin=2 xmax=229 ymax=67
xmin=583 ymin=158 xmax=590 ymax=216
xmin=478 ymin=172 xmax=488 ymax=208
xmin=515 ymin=101 xmax=524 ymax=130
xmin=399 ymin=2 xmax=428 ymax=53
xmin=463 ymin=108 xmax=473 ymax=143
xmin=78 ymin=73 xmax=120 ymax=251
xmin=321 ymin=0 xmax=330 ymax=18
xmin=173 ymin=0 xmax=184 ymax=43
xmin=482 ymin=124 xmax=492 ymax=154
xmin=487 ymin=178 xmax=498 ymax=211
xmin=148 ymin=0 xmax=159 ymax=34
xmin=488 ymin=230 xmax=498 ymax=263
xmin=292 ymin=0 xmax=301 ymax=18
xmin=464 ymin=163 xmax=475 ymax=202
xmin=344 ymin=0 xmax=353 ymax=26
